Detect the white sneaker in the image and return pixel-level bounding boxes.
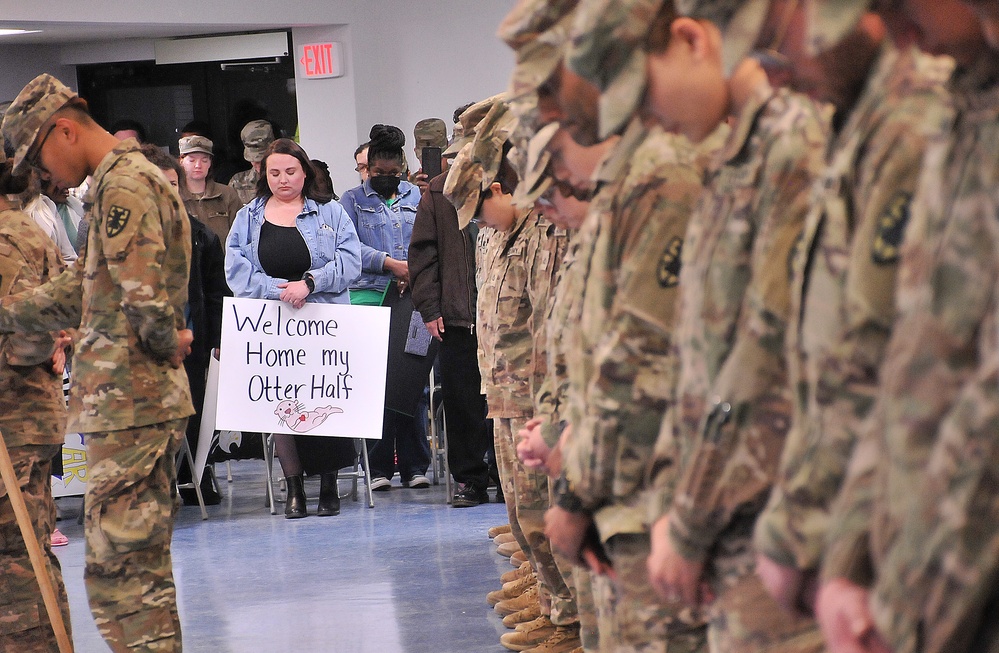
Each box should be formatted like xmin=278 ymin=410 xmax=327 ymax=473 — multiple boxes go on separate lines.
xmin=406 ymin=475 xmax=430 ymax=489
xmin=369 ymin=477 xmax=392 ymax=491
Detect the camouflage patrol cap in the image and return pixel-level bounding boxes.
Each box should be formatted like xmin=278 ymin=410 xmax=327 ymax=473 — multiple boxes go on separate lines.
xmin=443 ymin=93 xmax=508 ymax=156
xmin=443 ymin=142 xmax=485 ymax=230
xmin=413 ymin=118 xmax=448 ymax=150
xmin=512 ymin=121 xmax=559 ymax=210
xmin=499 ymin=0 xmax=581 ymax=100
xmin=179 ymin=135 xmax=213 ymax=157
xmin=805 ymin=0 xmax=872 ymax=54
xmin=568 ymin=0 xmax=771 ymax=139
xmin=471 ymin=99 xmax=519 ymax=189
xmin=1 ymin=74 xmax=79 ymax=175
xmin=240 ymin=120 xmax=274 ymax=163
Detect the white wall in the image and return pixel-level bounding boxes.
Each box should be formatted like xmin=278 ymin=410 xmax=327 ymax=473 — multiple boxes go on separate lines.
xmin=0 ymin=0 xmax=517 ymax=194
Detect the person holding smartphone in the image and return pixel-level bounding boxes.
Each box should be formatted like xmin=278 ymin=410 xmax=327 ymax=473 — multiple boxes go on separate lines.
xmin=410 ymin=118 xmax=448 ymax=194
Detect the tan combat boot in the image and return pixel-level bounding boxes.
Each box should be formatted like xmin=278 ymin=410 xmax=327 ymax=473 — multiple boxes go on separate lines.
xmin=488 ymin=573 xmax=538 ymax=606
xmin=499 ymin=615 xmax=556 ymax=651
xmin=495 ymin=585 xmax=539 ymax=616
xmin=502 ymin=601 xmax=543 ymax=628
xmin=501 ymin=560 xmax=533 ymax=584
xmin=489 ymin=523 xmax=512 ymax=538
xmin=523 ymin=625 xmax=582 ymax=653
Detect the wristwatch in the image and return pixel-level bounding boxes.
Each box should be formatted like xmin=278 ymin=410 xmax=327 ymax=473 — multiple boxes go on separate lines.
xmin=553 ymin=474 xmax=586 ymax=514
xmin=303 ymin=274 xmax=316 ymax=293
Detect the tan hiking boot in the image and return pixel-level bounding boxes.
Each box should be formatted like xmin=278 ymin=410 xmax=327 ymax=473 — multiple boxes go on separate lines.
xmin=499 ymin=615 xmax=556 ymax=651
xmin=487 ymin=573 xmax=537 ymax=606
xmin=502 ymin=602 xmax=543 ymax=628
xmin=489 ymin=523 xmax=512 ymax=538
xmin=510 ymin=549 xmax=528 ymax=566
xmin=497 ymin=540 xmax=523 ymax=558
xmin=501 ymin=560 xmax=533 ymax=584
xmin=494 ymin=532 xmax=517 ymax=545
xmin=523 ymin=625 xmax=582 ymax=653
xmin=495 ymin=585 xmax=539 ymax=616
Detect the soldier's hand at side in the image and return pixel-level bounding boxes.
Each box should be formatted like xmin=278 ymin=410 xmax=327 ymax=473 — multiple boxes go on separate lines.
xmin=647 ymin=513 xmax=706 ymax=607
xmin=425 ymin=318 xmax=445 ymax=342
xmin=816 ymin=578 xmax=892 ymax=653
xmin=517 ymin=418 xmax=551 ymax=470
xmin=170 ymin=329 xmax=194 ymax=369
xmin=544 ymin=506 xmax=591 ymax=565
xmin=51 ymin=330 xmax=73 ymax=374
xmin=756 ymin=553 xmax=810 ymax=616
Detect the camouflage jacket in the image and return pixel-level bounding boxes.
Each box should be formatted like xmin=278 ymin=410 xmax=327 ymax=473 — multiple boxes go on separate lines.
xmin=0 ymin=139 xmax=194 ymax=432
xmin=476 ymin=208 xmax=564 ymax=418
xmin=182 ymin=179 xmax=243 ymax=246
xmin=228 ymin=168 xmax=258 ymax=206
xmin=533 ymin=226 xmax=583 ymax=448
xmin=649 ymin=83 xmax=830 ymax=565
xmin=0 ymin=209 xmax=67 ymax=447
xmin=754 ymin=46 xmax=954 ymax=572
xmin=560 ymin=118 xmax=711 ymax=540
xmin=821 ymin=55 xmax=999 ymax=653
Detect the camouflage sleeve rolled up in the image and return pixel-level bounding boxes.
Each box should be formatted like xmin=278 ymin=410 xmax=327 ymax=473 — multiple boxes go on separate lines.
xmin=666 ymin=94 xmax=827 ymax=560
xmin=98 ymin=180 xmax=183 ymax=361
xmin=755 ymin=62 xmax=952 ymax=570
xmin=526 ymin=220 xmax=567 ymax=412
xmin=562 ymin=132 xmax=704 ymax=513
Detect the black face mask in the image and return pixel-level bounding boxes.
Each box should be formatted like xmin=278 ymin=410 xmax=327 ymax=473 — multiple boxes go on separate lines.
xmin=369 ymin=175 xmax=401 ymax=198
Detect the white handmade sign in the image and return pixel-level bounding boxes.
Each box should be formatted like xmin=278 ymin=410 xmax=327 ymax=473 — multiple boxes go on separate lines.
xmin=52 ymin=433 xmax=87 ymax=498
xmin=216 ymin=297 xmax=390 ymax=439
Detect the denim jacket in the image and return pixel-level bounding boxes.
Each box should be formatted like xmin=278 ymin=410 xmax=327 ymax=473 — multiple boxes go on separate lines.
xmin=225 ymin=196 xmax=362 ymax=304
xmin=339 ymin=179 xmax=421 ymax=291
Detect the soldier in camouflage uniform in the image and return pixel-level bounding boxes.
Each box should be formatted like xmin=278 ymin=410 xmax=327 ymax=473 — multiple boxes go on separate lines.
xmin=0 ymin=73 xmax=194 ymax=653
xmin=635 ymin=2 xmax=830 ymax=652
xmin=446 ymin=97 xmax=579 ymax=653
xmin=751 ymin=0 xmax=957 ymax=624
xmin=228 ymin=119 xmax=274 ymax=206
xmin=0 ymin=147 xmax=73 ymax=652
xmin=538 ymin=2 xmax=730 ymax=650
xmin=806 ymin=4 xmax=999 ymax=653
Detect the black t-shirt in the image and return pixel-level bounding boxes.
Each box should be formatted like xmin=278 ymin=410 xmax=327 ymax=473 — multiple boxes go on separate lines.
xmin=257 ymin=220 xmax=311 ymax=281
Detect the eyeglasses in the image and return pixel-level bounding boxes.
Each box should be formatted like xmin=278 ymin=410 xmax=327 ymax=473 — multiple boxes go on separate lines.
xmin=354 ymin=163 xmax=368 ymax=173
xmin=26 ymin=123 xmax=57 ymax=177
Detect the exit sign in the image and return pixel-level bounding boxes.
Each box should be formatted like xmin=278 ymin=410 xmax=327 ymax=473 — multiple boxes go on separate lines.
xmin=298 ymin=42 xmax=344 ymax=79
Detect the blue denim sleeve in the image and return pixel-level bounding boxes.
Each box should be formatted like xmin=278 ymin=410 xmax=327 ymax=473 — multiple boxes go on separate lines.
xmin=224 ymin=206 xmax=283 ymax=300
xmin=309 ymin=202 xmax=362 ymax=294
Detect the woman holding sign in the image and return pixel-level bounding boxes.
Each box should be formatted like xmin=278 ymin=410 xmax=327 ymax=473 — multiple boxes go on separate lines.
xmin=226 ymin=138 xmax=362 ymax=518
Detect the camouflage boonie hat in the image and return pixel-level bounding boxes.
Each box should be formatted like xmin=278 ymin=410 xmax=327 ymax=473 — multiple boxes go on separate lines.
xmin=444 ymin=93 xmax=508 ymax=156
xmin=512 ymin=121 xmax=559 ymax=210
xmin=1 ymin=73 xmax=79 ymax=175
xmin=414 ymin=118 xmax=448 ymax=150
xmin=805 ymin=0 xmax=872 ymax=54
xmin=443 ymin=143 xmax=485 ymax=230
xmin=240 ymin=120 xmax=274 ymax=163
xmin=499 ymin=0 xmax=581 ymax=100
xmin=179 ymin=135 xmax=213 ymax=157
xmin=472 ymin=100 xmax=519 ymax=189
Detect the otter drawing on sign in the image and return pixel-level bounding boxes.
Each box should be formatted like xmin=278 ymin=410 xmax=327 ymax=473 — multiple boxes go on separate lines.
xmin=274 ymin=400 xmax=344 ymax=433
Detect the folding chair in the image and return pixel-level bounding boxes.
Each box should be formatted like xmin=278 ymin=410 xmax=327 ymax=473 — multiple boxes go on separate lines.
xmin=427 ymin=368 xmax=453 ymax=503
xmin=263 ymin=435 xmax=374 ymax=514
xmin=175 ymin=436 xmax=208 ymax=520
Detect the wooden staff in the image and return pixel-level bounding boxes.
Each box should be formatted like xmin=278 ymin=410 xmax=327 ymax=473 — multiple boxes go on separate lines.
xmin=0 ymin=431 xmax=73 ymax=652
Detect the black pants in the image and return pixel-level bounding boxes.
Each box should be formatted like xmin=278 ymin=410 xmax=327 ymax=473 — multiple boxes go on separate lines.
xmin=439 ymin=325 xmax=491 ymax=490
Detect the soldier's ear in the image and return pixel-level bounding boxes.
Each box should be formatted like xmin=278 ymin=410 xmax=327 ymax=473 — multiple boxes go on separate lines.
xmin=488 ymin=181 xmax=504 ymax=197
xmin=52 ymin=117 xmax=81 ymax=146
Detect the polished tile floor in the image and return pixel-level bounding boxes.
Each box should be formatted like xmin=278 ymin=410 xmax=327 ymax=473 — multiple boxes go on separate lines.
xmin=53 ymin=461 xmax=512 ymax=652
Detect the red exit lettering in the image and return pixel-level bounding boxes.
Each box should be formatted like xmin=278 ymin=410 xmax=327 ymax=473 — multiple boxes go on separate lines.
xmin=300 ymin=43 xmax=336 ymax=78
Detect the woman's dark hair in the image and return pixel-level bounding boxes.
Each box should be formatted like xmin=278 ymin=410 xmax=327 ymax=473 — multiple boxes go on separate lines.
xmin=139 ymin=143 xmax=187 ymax=188
xmin=254 ymin=138 xmax=332 ymax=203
xmin=311 ymin=159 xmax=338 ymax=201
xmin=366 ymin=124 xmax=405 ymax=168
xmin=0 ymin=160 xmax=29 ymax=196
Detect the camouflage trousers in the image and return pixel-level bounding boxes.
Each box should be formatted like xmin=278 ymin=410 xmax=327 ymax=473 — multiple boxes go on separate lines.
xmin=494 ymin=417 xmax=578 ymax=625
xmin=84 ymin=418 xmax=187 ymax=653
xmin=591 ymin=533 xmax=707 ymax=653
xmin=0 ymin=442 xmax=71 ymax=653
xmin=575 ymin=566 xmax=601 ymax=652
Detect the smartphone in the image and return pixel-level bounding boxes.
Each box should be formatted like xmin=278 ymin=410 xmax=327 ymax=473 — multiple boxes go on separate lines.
xmin=421 ymin=146 xmax=443 ymax=181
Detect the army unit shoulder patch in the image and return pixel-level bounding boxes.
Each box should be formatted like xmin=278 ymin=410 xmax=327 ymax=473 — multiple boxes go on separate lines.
xmin=657 ymin=237 xmax=683 ymax=288
xmin=872 ymin=191 xmax=911 ymax=265
xmin=106 ymin=205 xmax=131 ymax=238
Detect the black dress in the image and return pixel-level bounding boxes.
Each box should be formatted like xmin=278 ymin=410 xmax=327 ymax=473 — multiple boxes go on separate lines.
xmin=257 ymin=220 xmax=356 ymax=475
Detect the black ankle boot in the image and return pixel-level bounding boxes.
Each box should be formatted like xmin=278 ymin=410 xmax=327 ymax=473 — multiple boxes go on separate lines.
xmin=284 ymin=475 xmax=307 ymax=519
xmin=317 ymin=472 xmax=340 ymax=517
